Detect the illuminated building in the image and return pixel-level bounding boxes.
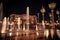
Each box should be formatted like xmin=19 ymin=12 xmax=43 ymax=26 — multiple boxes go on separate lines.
xmin=10 ymin=14 xmax=37 ymax=24
xmin=9 ymin=14 xmax=37 ymax=30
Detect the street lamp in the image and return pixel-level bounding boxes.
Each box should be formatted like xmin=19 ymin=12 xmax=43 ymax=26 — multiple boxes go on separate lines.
xmin=48 ymin=3 xmax=56 ymax=10
xmin=40 ymin=6 xmax=46 ymax=29
xmin=48 ymin=2 xmax=56 ymax=28
xmin=48 ymin=2 xmax=56 ymax=38
xmin=40 ymin=6 xmax=46 ymax=38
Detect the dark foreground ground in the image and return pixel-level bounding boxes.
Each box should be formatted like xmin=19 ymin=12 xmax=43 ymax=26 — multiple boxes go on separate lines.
xmin=0 ymin=33 xmax=60 ymax=40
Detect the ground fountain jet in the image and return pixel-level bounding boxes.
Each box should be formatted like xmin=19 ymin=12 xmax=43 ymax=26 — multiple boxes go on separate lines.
xmin=6 ymin=17 xmax=10 ymax=31
xmin=44 ymin=29 xmax=49 ymax=38
xmin=36 ymin=13 xmax=40 ymax=31
xmin=50 ymin=29 xmax=54 ymax=39
xmin=23 ymin=23 xmax=25 ymax=31
xmin=26 ymin=7 xmax=29 ymax=31
xmin=1 ymin=17 xmax=7 ymax=34
xmin=36 ymin=24 xmax=38 ymax=31
xmin=56 ymin=29 xmax=60 ymax=38
xmin=17 ymin=17 xmax=21 ymax=31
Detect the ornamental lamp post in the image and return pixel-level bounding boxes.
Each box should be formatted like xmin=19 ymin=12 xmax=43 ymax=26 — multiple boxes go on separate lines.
xmin=48 ymin=2 xmax=56 ymax=38
xmin=48 ymin=2 xmax=56 ymax=28
xmin=40 ymin=6 xmax=46 ymax=29
xmin=40 ymin=6 xmax=46 ymax=38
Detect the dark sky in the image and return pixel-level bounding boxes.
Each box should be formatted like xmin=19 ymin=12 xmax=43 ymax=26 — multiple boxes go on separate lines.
xmin=0 ymin=0 xmax=60 ymax=21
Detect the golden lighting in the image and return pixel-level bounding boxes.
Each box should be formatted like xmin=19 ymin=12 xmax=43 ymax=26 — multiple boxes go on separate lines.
xmin=17 ymin=17 xmax=21 ymax=30
xmin=40 ymin=6 xmax=46 ymax=13
xmin=36 ymin=32 xmax=39 ymax=36
xmin=56 ymin=10 xmax=59 ymax=18
xmin=9 ymin=22 xmax=14 ymax=31
xmin=44 ymin=29 xmax=49 ymax=38
xmin=36 ymin=25 xmax=38 ymax=31
xmin=26 ymin=7 xmax=29 ymax=30
xmin=50 ymin=29 xmax=54 ymax=38
xmin=56 ymin=20 xmax=59 ymax=25
xmin=23 ymin=24 xmax=25 ymax=31
xmin=56 ymin=29 xmax=60 ymax=38
xmin=42 ymin=20 xmax=45 ymax=28
xmin=48 ymin=2 xmax=56 ymax=9
xmin=49 ymin=13 xmax=52 ymax=17
xmin=16 ymin=32 xmax=19 ymax=36
xmin=9 ymin=32 xmax=12 ymax=36
xmin=1 ymin=17 xmax=7 ymax=33
xmin=56 ymin=10 xmax=59 ymax=15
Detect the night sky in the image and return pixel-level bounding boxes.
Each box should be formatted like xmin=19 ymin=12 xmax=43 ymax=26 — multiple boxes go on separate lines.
xmin=0 ymin=0 xmax=60 ymax=21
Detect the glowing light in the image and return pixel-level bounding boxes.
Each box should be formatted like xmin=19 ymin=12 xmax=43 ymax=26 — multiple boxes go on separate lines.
xmin=49 ymin=14 xmax=52 ymax=17
xmin=23 ymin=24 xmax=25 ymax=31
xmin=50 ymin=29 xmax=54 ymax=38
xmin=9 ymin=32 xmax=12 ymax=36
xmin=36 ymin=25 xmax=38 ymax=31
xmin=42 ymin=20 xmax=45 ymax=29
xmin=17 ymin=17 xmax=21 ymax=30
xmin=9 ymin=22 xmax=14 ymax=31
xmin=56 ymin=10 xmax=59 ymax=15
xmin=26 ymin=7 xmax=29 ymax=30
xmin=44 ymin=29 xmax=49 ymax=38
xmin=1 ymin=17 xmax=7 ymax=33
xmin=36 ymin=32 xmax=39 ymax=36
xmin=48 ymin=2 xmax=56 ymax=9
xmin=56 ymin=29 xmax=60 ymax=38
xmin=16 ymin=32 xmax=19 ymax=36
xmin=10 ymin=29 xmax=12 ymax=31
xmin=40 ymin=6 xmax=46 ymax=13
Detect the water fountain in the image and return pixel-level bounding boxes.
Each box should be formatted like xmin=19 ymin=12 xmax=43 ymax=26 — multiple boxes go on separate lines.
xmin=36 ymin=13 xmax=39 ymax=31
xmin=1 ymin=17 xmax=7 ymax=34
xmin=56 ymin=29 xmax=60 ymax=38
xmin=50 ymin=29 xmax=54 ymax=38
xmin=36 ymin=24 xmax=38 ymax=31
xmin=44 ymin=29 xmax=49 ymax=38
xmin=6 ymin=17 xmax=10 ymax=30
xmin=9 ymin=21 xmax=14 ymax=31
xmin=17 ymin=17 xmax=21 ymax=31
xmin=23 ymin=23 xmax=25 ymax=31
xmin=26 ymin=7 xmax=29 ymax=31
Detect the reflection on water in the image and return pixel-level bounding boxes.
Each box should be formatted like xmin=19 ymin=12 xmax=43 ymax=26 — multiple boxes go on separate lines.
xmin=0 ymin=29 xmax=60 ymax=40
xmin=56 ymin=29 xmax=60 ymax=38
